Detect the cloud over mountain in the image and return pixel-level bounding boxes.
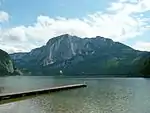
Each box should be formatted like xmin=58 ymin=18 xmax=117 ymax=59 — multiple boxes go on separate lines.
xmin=0 ymin=0 xmax=150 ymax=53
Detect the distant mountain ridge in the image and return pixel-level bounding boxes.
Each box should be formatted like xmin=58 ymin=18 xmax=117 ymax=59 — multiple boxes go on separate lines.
xmin=10 ymin=34 xmax=150 ymax=76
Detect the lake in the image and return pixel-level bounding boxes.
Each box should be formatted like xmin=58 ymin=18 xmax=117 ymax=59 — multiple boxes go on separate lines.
xmin=0 ymin=76 xmax=150 ymax=113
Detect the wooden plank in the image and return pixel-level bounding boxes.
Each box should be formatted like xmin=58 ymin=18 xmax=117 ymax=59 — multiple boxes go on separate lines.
xmin=0 ymin=84 xmax=87 ymax=103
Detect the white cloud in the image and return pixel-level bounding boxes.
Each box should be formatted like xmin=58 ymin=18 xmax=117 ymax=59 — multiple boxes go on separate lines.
xmin=132 ymin=41 xmax=150 ymax=51
xmin=0 ymin=11 xmax=9 ymax=23
xmin=0 ymin=40 xmax=38 ymax=53
xmin=119 ymin=0 xmax=139 ymax=4
xmin=1 ymin=0 xmax=150 ymax=53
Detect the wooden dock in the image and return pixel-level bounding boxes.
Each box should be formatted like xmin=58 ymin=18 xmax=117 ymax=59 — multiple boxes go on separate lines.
xmin=0 ymin=84 xmax=87 ymax=103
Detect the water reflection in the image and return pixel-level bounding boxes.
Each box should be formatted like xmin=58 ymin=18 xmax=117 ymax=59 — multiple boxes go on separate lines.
xmin=0 ymin=77 xmax=150 ymax=113
xmin=0 ymin=87 xmax=4 ymax=93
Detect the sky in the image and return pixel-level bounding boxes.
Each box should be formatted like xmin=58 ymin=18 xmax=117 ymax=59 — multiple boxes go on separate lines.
xmin=0 ymin=0 xmax=150 ymax=53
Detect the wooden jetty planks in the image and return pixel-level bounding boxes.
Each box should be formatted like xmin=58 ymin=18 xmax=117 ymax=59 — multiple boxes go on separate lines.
xmin=0 ymin=84 xmax=87 ymax=103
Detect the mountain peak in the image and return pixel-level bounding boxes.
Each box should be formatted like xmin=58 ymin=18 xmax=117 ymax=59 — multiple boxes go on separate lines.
xmin=55 ymin=34 xmax=74 ymax=39
xmin=46 ymin=34 xmax=78 ymax=45
xmin=95 ymin=36 xmax=104 ymax=38
xmin=59 ymin=34 xmax=70 ymax=37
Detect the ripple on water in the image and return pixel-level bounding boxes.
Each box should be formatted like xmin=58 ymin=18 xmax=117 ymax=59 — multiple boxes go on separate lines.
xmin=0 ymin=77 xmax=150 ymax=113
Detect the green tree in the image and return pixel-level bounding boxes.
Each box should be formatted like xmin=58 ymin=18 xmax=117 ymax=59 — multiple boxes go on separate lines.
xmin=140 ymin=57 xmax=150 ymax=77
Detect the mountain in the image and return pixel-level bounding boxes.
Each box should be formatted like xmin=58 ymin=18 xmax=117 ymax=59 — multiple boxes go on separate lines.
xmin=136 ymin=52 xmax=150 ymax=77
xmin=0 ymin=49 xmax=22 ymax=76
xmin=10 ymin=34 xmax=150 ymax=77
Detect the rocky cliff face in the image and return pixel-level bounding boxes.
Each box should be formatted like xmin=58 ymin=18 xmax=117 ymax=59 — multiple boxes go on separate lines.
xmin=10 ymin=34 xmax=149 ymax=76
xmin=0 ymin=49 xmax=21 ymax=76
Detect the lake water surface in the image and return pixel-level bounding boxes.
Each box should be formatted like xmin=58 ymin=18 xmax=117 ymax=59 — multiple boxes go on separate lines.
xmin=0 ymin=76 xmax=150 ymax=113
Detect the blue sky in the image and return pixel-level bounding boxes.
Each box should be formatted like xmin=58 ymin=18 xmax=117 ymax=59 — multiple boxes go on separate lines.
xmin=0 ymin=0 xmax=150 ymax=53
xmin=1 ymin=0 xmax=114 ymax=27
